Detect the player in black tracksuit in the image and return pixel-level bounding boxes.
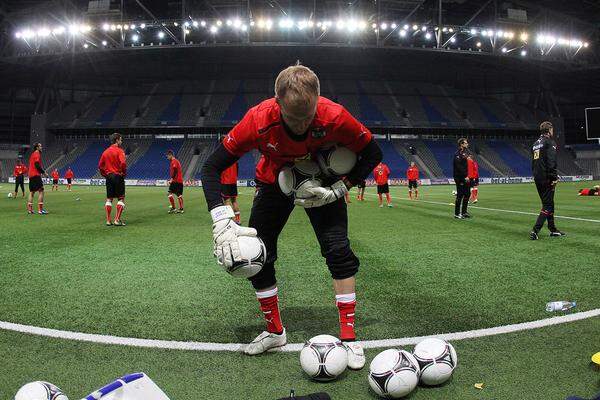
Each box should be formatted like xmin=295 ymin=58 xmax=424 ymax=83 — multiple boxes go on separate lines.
xmin=530 ymin=121 xmax=565 ymax=240
xmin=453 ymin=138 xmax=471 ymax=219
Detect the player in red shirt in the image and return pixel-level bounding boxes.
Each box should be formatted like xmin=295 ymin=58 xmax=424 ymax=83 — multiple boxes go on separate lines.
xmin=200 ymin=65 xmax=382 ymax=366
xmin=578 ymin=185 xmax=600 ymax=196
xmin=98 ymin=133 xmax=127 ymax=226
xmin=373 ymin=162 xmax=392 ymax=207
xmin=468 ymin=156 xmax=479 ymax=203
xmin=220 ymin=161 xmax=240 ymax=223
xmin=166 ymin=149 xmax=184 ymax=214
xmin=51 ymin=169 xmax=60 ymax=191
xmin=27 ymin=143 xmax=48 ymax=214
xmin=406 ymin=162 xmax=419 ymax=200
xmin=13 ymin=159 xmax=27 ymax=198
xmin=64 ymin=167 xmax=74 ymax=191
xmin=356 ymin=179 xmax=366 ymax=201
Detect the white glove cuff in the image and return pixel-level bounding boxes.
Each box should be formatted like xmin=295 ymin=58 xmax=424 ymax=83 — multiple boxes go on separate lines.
xmin=210 ymin=205 xmax=235 ymax=223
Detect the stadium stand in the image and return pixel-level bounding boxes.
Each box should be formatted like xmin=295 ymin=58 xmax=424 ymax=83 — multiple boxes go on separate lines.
xmin=422 ymin=139 xmax=459 ymax=177
xmin=377 ymin=140 xmax=409 ymax=178
xmin=63 ymin=140 xmax=107 ymax=178
xmin=486 ymin=140 xmax=532 ymax=176
xmin=126 ymin=139 xmax=183 ymax=179
xmin=472 ymin=140 xmax=515 ymax=176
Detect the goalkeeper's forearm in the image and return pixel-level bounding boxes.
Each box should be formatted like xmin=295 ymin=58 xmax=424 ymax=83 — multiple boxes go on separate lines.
xmin=345 ymin=139 xmax=382 ymax=187
xmin=200 ymin=144 xmax=240 ymax=211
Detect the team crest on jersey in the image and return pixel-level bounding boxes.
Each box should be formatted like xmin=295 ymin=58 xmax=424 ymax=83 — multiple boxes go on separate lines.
xmin=311 ymin=127 xmax=326 ymax=138
xmin=294 ymin=154 xmax=311 ymax=162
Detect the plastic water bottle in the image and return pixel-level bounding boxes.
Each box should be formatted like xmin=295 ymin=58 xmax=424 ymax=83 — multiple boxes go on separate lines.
xmin=546 ymin=301 xmax=576 ymax=312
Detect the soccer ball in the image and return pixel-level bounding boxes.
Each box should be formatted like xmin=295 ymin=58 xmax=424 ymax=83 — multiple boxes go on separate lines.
xmin=315 ymin=145 xmax=357 ymax=177
xmin=14 ymin=381 xmax=69 ymax=400
xmin=8 ymin=192 xmax=13 ymax=198
xmin=451 ymin=190 xmax=457 ymax=196
xmin=278 ymin=160 xmax=322 ymax=200
xmin=412 ymin=338 xmax=457 ymax=386
xmin=299 ymin=334 xmax=348 ymax=381
xmin=368 ymin=349 xmax=420 ymax=399
xmin=224 ymin=236 xmax=266 ymax=278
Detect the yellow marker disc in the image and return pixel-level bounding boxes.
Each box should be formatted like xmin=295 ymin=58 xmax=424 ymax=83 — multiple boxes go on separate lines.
xmin=592 ymin=352 xmax=600 ymax=365
xmin=474 ymin=383 xmax=484 ymax=390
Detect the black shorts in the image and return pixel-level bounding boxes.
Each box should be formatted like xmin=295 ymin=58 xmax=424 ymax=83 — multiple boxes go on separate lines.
xmin=29 ymin=176 xmax=43 ymax=192
xmin=247 ymin=181 xmax=359 ymax=290
xmin=52 ymin=179 xmax=58 ymax=185
xmin=169 ymin=182 xmax=184 ymax=196
xmin=470 ymin=178 xmax=479 ymax=187
xmin=67 ymin=178 xmax=72 ymax=184
xmin=377 ymin=184 xmax=389 ymax=194
xmin=357 ymin=180 xmax=366 ymax=189
xmin=106 ymin=174 xmax=125 ymax=199
xmin=221 ymin=183 xmax=238 ymax=198
xmin=408 ymin=180 xmax=418 ymax=189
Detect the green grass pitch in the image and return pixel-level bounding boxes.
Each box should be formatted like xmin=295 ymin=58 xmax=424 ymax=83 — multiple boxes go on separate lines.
xmin=0 ymin=181 xmax=599 ymax=400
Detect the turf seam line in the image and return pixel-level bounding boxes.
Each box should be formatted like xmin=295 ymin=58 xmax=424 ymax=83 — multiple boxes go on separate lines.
xmin=1 ymin=309 xmax=599 ymax=352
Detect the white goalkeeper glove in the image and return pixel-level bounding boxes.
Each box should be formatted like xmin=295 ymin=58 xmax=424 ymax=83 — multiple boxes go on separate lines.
xmin=294 ymin=180 xmax=349 ymax=208
xmin=211 ymin=205 xmax=257 ymax=268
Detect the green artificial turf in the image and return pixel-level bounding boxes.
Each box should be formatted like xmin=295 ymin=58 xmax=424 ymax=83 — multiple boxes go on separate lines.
xmin=0 ymin=182 xmax=599 ymax=399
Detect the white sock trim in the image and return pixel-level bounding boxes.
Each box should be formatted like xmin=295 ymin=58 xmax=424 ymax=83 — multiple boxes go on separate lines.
xmin=256 ymin=287 xmax=278 ymax=299
xmin=117 ymin=201 xmax=125 ymax=207
xmin=105 ymin=201 xmax=112 ymax=207
xmin=168 ymin=194 xmax=174 ymax=199
xmin=336 ymin=293 xmax=356 ymax=303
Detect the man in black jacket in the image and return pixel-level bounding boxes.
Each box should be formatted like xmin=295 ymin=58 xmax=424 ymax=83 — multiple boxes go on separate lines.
xmin=453 ymin=138 xmax=471 ymax=219
xmin=530 ymin=121 xmax=565 ymax=240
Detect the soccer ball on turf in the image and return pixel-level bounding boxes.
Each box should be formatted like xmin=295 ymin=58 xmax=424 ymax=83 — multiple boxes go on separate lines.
xmin=451 ymin=190 xmax=457 ymax=196
xmin=412 ymin=338 xmax=457 ymax=386
xmin=8 ymin=192 xmax=13 ymax=198
xmin=223 ymin=236 xmax=266 ymax=278
xmin=315 ymin=144 xmax=357 ymax=177
xmin=368 ymin=349 xmax=420 ymax=399
xmin=299 ymin=334 xmax=348 ymax=381
xmin=14 ymin=381 xmax=69 ymax=400
xmin=278 ymin=160 xmax=323 ymax=200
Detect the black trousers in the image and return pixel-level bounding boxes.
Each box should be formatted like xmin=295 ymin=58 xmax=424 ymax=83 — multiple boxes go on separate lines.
xmin=533 ymin=179 xmax=557 ymax=232
xmin=14 ymin=176 xmax=24 ymax=194
xmin=248 ymin=181 xmax=360 ymax=290
xmin=454 ymin=179 xmax=470 ymax=216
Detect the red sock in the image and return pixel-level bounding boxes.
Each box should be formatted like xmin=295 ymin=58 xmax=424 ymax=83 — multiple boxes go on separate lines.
xmin=178 ymin=195 xmax=184 ymax=210
xmin=473 ymin=188 xmax=478 ymax=200
xmin=168 ymin=194 xmax=175 ymax=208
xmin=257 ymin=288 xmax=283 ymax=334
xmin=385 ymin=193 xmax=391 ymax=204
xmin=234 ymin=211 xmax=240 ymax=223
xmin=38 ymin=202 xmax=43 ymax=212
xmin=27 ymin=202 xmax=33 ymax=213
xmin=408 ymin=191 xmax=412 ymax=199
xmin=105 ymin=200 xmax=112 ymax=222
xmin=336 ymin=293 xmax=356 ymax=341
xmin=415 ymin=189 xmax=419 ymax=199
xmin=116 ymin=200 xmax=125 ymax=221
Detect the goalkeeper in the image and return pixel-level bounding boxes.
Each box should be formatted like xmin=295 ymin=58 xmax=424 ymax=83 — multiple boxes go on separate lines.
xmin=200 ymin=64 xmax=381 ymax=368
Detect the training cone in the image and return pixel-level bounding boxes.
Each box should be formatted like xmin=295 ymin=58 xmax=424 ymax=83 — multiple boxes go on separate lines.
xmin=592 ymin=352 xmax=600 ymax=365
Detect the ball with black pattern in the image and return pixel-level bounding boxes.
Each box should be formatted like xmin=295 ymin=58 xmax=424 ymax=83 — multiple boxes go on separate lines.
xmin=368 ymin=349 xmax=420 ymax=399
xmin=299 ymin=334 xmax=348 ymax=381
xmin=412 ymin=338 xmax=458 ymax=386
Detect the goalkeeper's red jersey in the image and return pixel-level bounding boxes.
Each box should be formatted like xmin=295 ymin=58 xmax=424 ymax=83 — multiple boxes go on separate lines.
xmin=222 ymin=97 xmax=372 ymax=184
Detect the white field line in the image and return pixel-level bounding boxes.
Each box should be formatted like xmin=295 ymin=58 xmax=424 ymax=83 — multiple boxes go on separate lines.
xmin=236 ymin=188 xmax=600 ymax=223
xmin=1 ymin=309 xmax=599 ymax=352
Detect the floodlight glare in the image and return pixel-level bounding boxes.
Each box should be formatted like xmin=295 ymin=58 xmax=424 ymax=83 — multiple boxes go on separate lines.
xmin=412 ymin=24 xmax=418 ymax=31
xmin=184 ymin=22 xmax=190 ymax=28
xmin=380 ymin=23 xmax=387 ymax=30
xmin=442 ymin=27 xmax=448 ymax=32
xmin=501 ymin=47 xmax=507 ymax=53
xmin=192 ymin=21 xmax=199 ymax=27
xmin=226 ymin=20 xmax=233 ymax=26
xmin=421 ymin=26 xmax=427 ymax=31
xmin=520 ymin=32 xmax=528 ymax=41
xmin=83 ymin=43 xmax=89 ymax=48
xmin=584 ymin=42 xmax=589 ymax=48
xmin=200 ymin=21 xmax=206 ymax=27
xmin=234 ymin=19 xmax=242 ymax=28
xmin=210 ymin=25 xmax=218 ymax=34
xmin=450 ymin=37 xmax=456 ymax=43
xmin=15 ymin=32 xmax=21 ymax=39
xmin=158 ymin=31 xmax=165 ymax=39
xmin=132 ymin=34 xmax=139 ymax=42
xmin=449 ymin=28 xmax=454 ymax=33
xmin=391 ymin=23 xmax=397 ymax=29
xmin=476 ymin=41 xmax=482 ymax=47
xmin=399 ymin=29 xmax=407 ymax=37
xmin=470 ymin=28 xmax=477 ymax=35
xmin=521 ymin=50 xmax=527 ymax=56
xmin=358 ymin=21 xmax=366 ymax=30
xmin=140 ymin=23 xmax=146 ymax=29
xmin=403 ymin=24 xmax=409 ymax=30
xmin=425 ymin=32 xmax=432 ymax=40
xmin=102 ymin=23 xmax=110 ymax=31
xmin=130 ymin=24 xmax=136 ymax=29
xmin=102 ymin=40 xmax=107 ymax=46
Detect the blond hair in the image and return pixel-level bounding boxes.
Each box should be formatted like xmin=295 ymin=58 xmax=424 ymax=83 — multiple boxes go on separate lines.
xmin=274 ymin=64 xmax=320 ymax=106
xmin=540 ymin=121 xmax=553 ymax=134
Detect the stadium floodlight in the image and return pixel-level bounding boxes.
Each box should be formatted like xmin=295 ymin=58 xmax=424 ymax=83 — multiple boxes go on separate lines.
xmin=216 ymin=20 xmax=222 ymax=26
xmin=140 ymin=23 xmax=146 ymax=29
xmin=83 ymin=43 xmax=89 ymax=48
xmin=123 ymin=25 xmax=129 ymax=30
xmin=130 ymin=24 xmax=136 ymax=29
xmin=69 ymin=24 xmax=79 ymax=35
xmin=521 ymin=49 xmax=527 ymax=56
xmin=15 ymin=31 xmax=21 ymax=39
xmin=110 ymin=24 xmax=116 ymax=31
xmin=192 ymin=21 xmax=199 ymax=27
xmin=174 ymin=22 xmax=178 ymax=27
xmin=391 ymin=23 xmax=397 ymax=29
xmin=584 ymin=42 xmax=589 ymax=48
xmin=372 ymin=23 xmax=377 ymax=29
xmin=481 ymin=30 xmax=488 ymax=37
xmin=308 ymin=20 xmax=315 ymax=28
xmin=226 ymin=20 xmax=233 ymax=26
xmin=476 ymin=41 xmax=482 ymax=47
xmin=520 ymin=32 xmax=528 ymax=42
xmin=233 ymin=19 xmax=242 ymax=28
xmin=380 ymin=23 xmax=387 ymax=30
xmin=257 ymin=19 xmax=265 ymax=29
xmin=38 ymin=28 xmax=50 ymax=37
xmin=183 ymin=21 xmax=190 ymax=28
xmin=184 ymin=29 xmax=190 ymax=34
xmin=102 ymin=40 xmax=107 ymax=46
xmin=507 ymin=31 xmax=514 ymax=39
xmin=487 ymin=30 xmax=494 ymax=36
xmin=265 ymin=19 xmax=273 ymax=30
xmin=450 ymin=37 xmax=456 ymax=43
xmin=336 ymin=20 xmax=345 ymax=30
xmin=241 ymin=24 xmax=248 ymax=32
xmin=102 ymin=23 xmax=110 ymax=31
xmin=497 ymin=30 xmax=503 ymax=37
xmin=421 ymin=26 xmax=427 ymax=31
xmin=442 ymin=27 xmax=448 ymax=32
xmin=425 ymin=32 xmax=432 ymax=40
xmin=117 ymin=24 xmax=122 ymax=30
xmin=399 ymin=29 xmax=407 ymax=37
xmin=200 ymin=21 xmax=206 ymax=27
xmin=157 ymin=31 xmax=165 ymax=39
xmin=210 ymin=25 xmax=218 ymax=34
xmin=22 ymin=29 xmax=34 ymax=39
xmin=470 ymin=28 xmax=477 ymax=35
xmin=403 ymin=24 xmax=409 ymax=30
xmin=132 ymin=34 xmax=139 ymax=42
xmin=501 ymin=47 xmax=507 ymax=53
xmin=412 ymin=24 xmax=418 ymax=31
xmin=449 ymin=28 xmax=454 ymax=33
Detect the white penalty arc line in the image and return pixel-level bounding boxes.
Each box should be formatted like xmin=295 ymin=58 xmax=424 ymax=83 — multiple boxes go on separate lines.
xmin=1 ymin=309 xmax=599 ymax=352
